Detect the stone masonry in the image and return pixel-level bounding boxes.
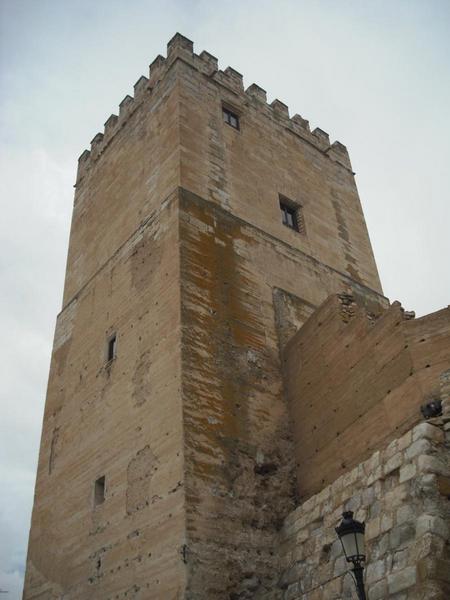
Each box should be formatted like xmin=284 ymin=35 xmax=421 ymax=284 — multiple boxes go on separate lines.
xmin=280 ymin=384 xmax=450 ymax=600
xmin=23 ymin=33 xmax=449 ymax=600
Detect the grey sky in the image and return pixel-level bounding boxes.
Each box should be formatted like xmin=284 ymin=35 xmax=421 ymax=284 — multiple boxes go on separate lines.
xmin=0 ymin=1 xmax=449 ymax=597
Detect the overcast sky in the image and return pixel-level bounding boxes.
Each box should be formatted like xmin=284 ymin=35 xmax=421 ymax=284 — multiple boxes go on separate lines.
xmin=1 ymin=0 xmax=449 ymax=597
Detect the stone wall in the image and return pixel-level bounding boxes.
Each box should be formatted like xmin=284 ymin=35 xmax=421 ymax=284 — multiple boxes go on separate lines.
xmin=23 ymin=195 xmax=186 ymax=599
xmin=284 ymin=293 xmax=450 ymax=500
xmin=178 ymin=189 xmax=386 ymax=599
xmin=176 ymin=46 xmax=382 ymax=294
xmin=279 ymin=389 xmax=450 ymax=600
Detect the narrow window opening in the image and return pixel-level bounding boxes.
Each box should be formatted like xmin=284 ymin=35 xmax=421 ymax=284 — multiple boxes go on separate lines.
xmin=222 ymin=106 xmax=240 ymax=130
xmin=279 ymin=196 xmax=306 ymax=234
xmin=94 ymin=476 xmax=106 ymax=506
xmin=107 ymin=333 xmax=117 ymax=362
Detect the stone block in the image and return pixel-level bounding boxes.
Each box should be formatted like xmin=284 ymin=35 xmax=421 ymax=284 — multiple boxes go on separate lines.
xmin=384 ymin=438 xmax=399 ymax=460
xmin=366 ymin=517 xmax=381 ymax=540
xmin=413 ymin=532 xmax=445 ymax=561
xmin=415 ymin=514 xmax=449 ymax=539
xmin=405 ymin=438 xmax=432 ymax=460
xmin=396 ymin=504 xmax=415 ymax=525
xmin=399 ymin=462 xmax=416 ymax=483
xmin=387 ymin=566 xmax=417 ymax=594
xmin=380 ymin=513 xmax=394 ymax=533
xmin=418 ymin=455 xmax=448 ymax=476
xmin=368 ymin=579 xmax=387 ymax=600
xmin=412 ymin=422 xmax=445 ymax=443
xmin=367 ymin=466 xmax=383 ymax=485
xmin=390 ymin=523 xmax=415 ymax=549
xmin=366 ymin=558 xmax=385 ymax=584
xmin=333 ymin=555 xmax=347 ymax=577
xmin=397 ymin=430 xmax=412 ymax=451
xmin=286 ymin=582 xmax=300 ymax=599
xmin=384 ymin=452 xmax=403 ymax=475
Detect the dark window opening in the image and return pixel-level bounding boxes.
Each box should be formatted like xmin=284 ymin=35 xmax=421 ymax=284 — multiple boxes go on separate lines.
xmin=107 ymin=333 xmax=117 ymax=362
xmin=94 ymin=476 xmax=105 ymax=506
xmin=279 ymin=196 xmax=306 ymax=234
xmin=223 ymin=106 xmax=240 ymax=130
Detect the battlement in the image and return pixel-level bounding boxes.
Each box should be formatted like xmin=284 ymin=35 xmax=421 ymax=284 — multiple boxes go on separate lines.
xmin=76 ymin=33 xmax=352 ymax=185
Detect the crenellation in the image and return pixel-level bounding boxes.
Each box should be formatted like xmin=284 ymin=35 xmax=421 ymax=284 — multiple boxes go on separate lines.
xmin=76 ymin=149 xmax=91 ymax=184
xmin=149 ymin=54 xmax=166 ymax=86
xmin=197 ymin=50 xmax=218 ymax=75
xmin=291 ymin=113 xmax=310 ymax=132
xmin=311 ymin=126 xmax=330 ymax=148
xmin=103 ymin=114 xmax=119 ymax=143
xmin=78 ymin=148 xmax=90 ymax=163
xmin=223 ymin=66 xmax=244 ymax=91
xmin=75 ymin=35 xmax=357 ymax=184
xmin=270 ymin=98 xmax=290 ymax=119
xmin=118 ymin=94 xmax=134 ymax=120
xmin=212 ymin=67 xmax=244 ymax=94
xmin=133 ymin=75 xmax=149 ymax=99
xmin=90 ymin=132 xmax=104 ymax=159
xmin=167 ymin=32 xmax=194 ymax=58
xmin=245 ymin=83 xmax=267 ymax=103
xmin=326 ymin=140 xmax=352 ymax=171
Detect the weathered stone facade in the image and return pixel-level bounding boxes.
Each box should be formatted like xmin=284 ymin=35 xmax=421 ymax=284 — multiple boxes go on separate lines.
xmin=23 ymin=33 xmax=449 ymax=600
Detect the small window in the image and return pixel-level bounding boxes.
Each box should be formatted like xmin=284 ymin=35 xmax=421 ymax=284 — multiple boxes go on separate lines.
xmin=222 ymin=106 xmax=240 ymax=130
xmin=107 ymin=333 xmax=117 ymax=362
xmin=94 ymin=476 xmax=105 ymax=506
xmin=279 ymin=196 xmax=305 ymax=234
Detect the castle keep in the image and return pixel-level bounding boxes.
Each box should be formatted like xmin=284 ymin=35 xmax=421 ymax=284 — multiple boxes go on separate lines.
xmin=24 ymin=34 xmax=450 ymax=599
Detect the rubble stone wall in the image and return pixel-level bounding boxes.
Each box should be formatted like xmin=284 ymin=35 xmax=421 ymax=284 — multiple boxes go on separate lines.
xmin=279 ymin=392 xmax=450 ymax=600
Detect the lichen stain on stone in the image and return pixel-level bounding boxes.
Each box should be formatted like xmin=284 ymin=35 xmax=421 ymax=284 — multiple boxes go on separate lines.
xmin=130 ymin=227 xmax=163 ymax=294
xmin=48 ymin=427 xmax=60 ymax=474
xmin=53 ymin=337 xmax=72 ymax=378
xmin=346 ymin=263 xmax=362 ymax=283
xmin=132 ymin=350 xmax=152 ymax=407
xmin=331 ymin=195 xmax=363 ymax=283
xmin=126 ymin=445 xmax=158 ymax=515
xmin=181 ymin=198 xmax=260 ymax=459
xmin=331 ymin=196 xmax=350 ymax=243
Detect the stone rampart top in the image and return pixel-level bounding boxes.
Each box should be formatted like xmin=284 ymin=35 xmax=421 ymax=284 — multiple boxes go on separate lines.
xmin=76 ymin=33 xmax=353 ymax=185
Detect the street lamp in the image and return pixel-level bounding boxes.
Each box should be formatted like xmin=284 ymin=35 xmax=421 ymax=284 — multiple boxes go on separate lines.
xmin=335 ymin=511 xmax=367 ymax=600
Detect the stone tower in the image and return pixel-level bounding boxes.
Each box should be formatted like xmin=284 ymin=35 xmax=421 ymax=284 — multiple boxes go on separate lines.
xmin=24 ymin=34 xmax=387 ymax=599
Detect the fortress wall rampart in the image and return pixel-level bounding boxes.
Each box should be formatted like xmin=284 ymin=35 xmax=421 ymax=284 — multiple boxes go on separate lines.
xmin=284 ymin=293 xmax=450 ymax=500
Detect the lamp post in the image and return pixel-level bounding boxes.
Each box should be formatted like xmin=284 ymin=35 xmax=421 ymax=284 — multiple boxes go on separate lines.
xmin=335 ymin=511 xmax=367 ymax=600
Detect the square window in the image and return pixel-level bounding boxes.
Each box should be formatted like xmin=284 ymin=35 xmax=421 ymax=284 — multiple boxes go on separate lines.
xmin=279 ymin=196 xmax=305 ymax=234
xmin=94 ymin=476 xmax=105 ymax=506
xmin=107 ymin=333 xmax=117 ymax=362
xmin=222 ymin=106 xmax=240 ymax=130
